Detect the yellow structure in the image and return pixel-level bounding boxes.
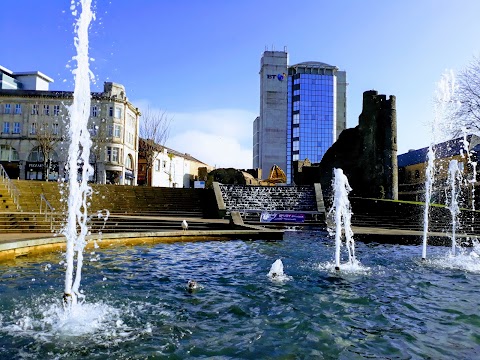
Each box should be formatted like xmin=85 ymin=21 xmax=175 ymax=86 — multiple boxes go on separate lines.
xmin=259 ymin=164 xmax=287 ymax=185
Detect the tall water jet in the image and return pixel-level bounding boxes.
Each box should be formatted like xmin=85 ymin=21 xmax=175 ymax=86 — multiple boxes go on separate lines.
xmin=62 ymin=0 xmax=95 ymax=309
xmin=422 ymin=70 xmax=456 ymax=260
xmin=460 ymin=130 xmax=477 ymax=218
xmin=447 ymin=160 xmax=463 ymax=255
xmin=422 ymin=146 xmax=435 ymax=260
xmin=329 ymin=168 xmax=356 ymax=271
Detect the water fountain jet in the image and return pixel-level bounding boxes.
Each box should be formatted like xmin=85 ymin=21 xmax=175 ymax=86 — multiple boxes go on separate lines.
xmin=61 ymin=0 xmax=95 ymax=310
xmin=328 ymin=168 xmax=356 ymax=271
xmin=423 ymin=70 xmax=456 ymax=260
xmin=447 ymin=159 xmax=463 ymax=255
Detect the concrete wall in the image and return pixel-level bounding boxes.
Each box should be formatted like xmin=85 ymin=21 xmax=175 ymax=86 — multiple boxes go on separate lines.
xmin=258 ymin=51 xmax=288 ymax=178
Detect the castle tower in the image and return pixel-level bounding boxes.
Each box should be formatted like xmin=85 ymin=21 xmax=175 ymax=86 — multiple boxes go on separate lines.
xmin=358 ymin=90 xmax=398 ymax=200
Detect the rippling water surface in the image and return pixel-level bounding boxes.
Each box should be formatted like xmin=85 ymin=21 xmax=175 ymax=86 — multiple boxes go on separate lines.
xmin=1 ymin=230 xmax=480 ymax=359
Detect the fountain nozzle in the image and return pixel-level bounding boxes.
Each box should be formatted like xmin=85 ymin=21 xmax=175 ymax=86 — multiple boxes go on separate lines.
xmin=63 ymin=292 xmax=72 ymax=305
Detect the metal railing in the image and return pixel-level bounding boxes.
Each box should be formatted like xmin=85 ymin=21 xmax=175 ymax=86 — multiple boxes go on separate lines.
xmin=40 ymin=193 xmax=55 ymax=231
xmin=0 ymin=163 xmax=21 ymax=210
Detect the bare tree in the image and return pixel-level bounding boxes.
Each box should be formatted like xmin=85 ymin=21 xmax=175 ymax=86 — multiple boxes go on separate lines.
xmin=139 ymin=107 xmax=172 ymax=185
xmin=449 ymin=55 xmax=480 ymax=136
xmin=89 ymin=117 xmax=110 ymax=183
xmin=164 ymin=152 xmax=175 ymax=187
xmin=33 ymin=113 xmax=63 ymax=181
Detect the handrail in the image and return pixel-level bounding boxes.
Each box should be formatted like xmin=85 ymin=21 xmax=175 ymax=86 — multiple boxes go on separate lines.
xmin=0 ymin=163 xmax=22 ymax=211
xmin=40 ymin=193 xmax=55 ymax=230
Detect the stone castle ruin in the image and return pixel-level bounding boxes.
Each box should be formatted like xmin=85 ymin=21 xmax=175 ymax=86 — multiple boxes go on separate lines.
xmin=317 ymin=90 xmax=398 ymax=200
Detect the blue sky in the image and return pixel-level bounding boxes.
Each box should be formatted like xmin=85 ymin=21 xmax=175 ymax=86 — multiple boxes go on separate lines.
xmin=2 ymin=0 xmax=480 ymax=168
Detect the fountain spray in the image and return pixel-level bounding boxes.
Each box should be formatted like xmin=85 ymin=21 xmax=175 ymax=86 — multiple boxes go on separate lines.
xmin=329 ymin=168 xmax=355 ymax=271
xmin=62 ymin=0 xmax=95 ymax=309
xmin=422 ymin=70 xmax=456 ymax=260
xmin=447 ymin=160 xmax=463 ymax=256
xmin=422 ymin=145 xmax=435 ymax=261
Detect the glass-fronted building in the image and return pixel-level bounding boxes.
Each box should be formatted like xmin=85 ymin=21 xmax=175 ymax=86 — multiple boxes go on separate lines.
xmin=286 ymin=62 xmax=346 ymax=182
xmin=286 ymin=62 xmax=346 ymax=183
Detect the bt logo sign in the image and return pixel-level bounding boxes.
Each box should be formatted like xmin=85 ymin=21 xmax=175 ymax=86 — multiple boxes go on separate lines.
xmin=267 ymin=73 xmax=287 ymax=81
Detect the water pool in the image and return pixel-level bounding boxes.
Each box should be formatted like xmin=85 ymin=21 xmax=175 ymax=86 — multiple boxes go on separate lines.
xmin=1 ymin=230 xmax=479 ymax=359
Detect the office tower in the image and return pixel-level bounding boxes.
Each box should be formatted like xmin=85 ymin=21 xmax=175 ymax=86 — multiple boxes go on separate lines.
xmin=254 ymin=51 xmax=346 ymax=183
xmin=253 ymin=50 xmax=288 ymax=179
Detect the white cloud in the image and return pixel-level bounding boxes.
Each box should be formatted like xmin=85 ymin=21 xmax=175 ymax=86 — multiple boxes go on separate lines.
xmin=167 ymin=109 xmax=256 ymax=169
xmin=131 ymin=101 xmax=256 ymax=169
xmin=168 ymin=131 xmax=252 ymax=169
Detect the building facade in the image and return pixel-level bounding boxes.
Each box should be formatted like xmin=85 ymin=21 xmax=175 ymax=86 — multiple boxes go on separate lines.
xmin=137 ymin=139 xmax=212 ymax=188
xmin=0 ymin=65 xmax=140 ymax=184
xmin=253 ymin=50 xmax=347 ymax=183
xmin=398 ymin=135 xmax=480 ymax=205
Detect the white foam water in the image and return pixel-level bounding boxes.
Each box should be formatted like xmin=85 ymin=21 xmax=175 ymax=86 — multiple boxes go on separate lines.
xmin=425 ymin=248 xmax=480 ymax=273
xmin=267 ymin=259 xmax=291 ymax=282
xmin=318 ymin=261 xmax=371 ymax=275
xmin=1 ymin=298 xmax=147 ymax=344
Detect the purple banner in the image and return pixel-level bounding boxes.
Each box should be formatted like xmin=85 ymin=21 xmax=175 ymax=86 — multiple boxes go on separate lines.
xmin=260 ymin=212 xmax=305 ymax=223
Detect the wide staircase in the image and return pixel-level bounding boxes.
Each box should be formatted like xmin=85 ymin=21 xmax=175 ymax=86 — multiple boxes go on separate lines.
xmin=347 ymin=197 xmax=480 ymax=236
xmin=0 ymin=180 xmax=221 ymax=234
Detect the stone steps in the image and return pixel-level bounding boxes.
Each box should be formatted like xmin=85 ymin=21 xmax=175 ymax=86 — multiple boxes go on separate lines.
xmin=348 ymin=197 xmax=480 ymax=236
xmin=0 ymin=212 xmax=226 ymax=234
xmin=8 ymin=180 xmax=212 ymax=216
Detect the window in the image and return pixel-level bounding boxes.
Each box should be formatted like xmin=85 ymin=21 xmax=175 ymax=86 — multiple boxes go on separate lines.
xmin=92 ymin=105 xmax=98 ymax=117
xmin=114 ymin=124 xmax=121 ymax=138
xmin=128 ymin=114 xmax=135 ymax=127
xmin=28 ymin=147 xmax=43 ymax=162
xmin=293 ymin=126 xmax=299 ymax=138
xmin=54 ymin=105 xmax=60 ymax=116
xmin=32 ymin=104 xmax=39 ymax=115
xmin=127 ymin=132 xmax=134 ymax=144
xmin=107 ymin=124 xmax=113 ymax=137
xmin=13 ymin=122 xmax=20 ymax=134
xmin=15 ymin=104 xmax=21 ymax=114
xmin=0 ymin=145 xmax=19 ymax=161
xmin=4 ymin=104 xmax=11 ymax=114
xmin=43 ymin=104 xmax=50 ymax=115
xmin=107 ymin=147 xmax=119 ymax=162
xmin=89 ymin=123 xmax=98 ymax=136
xmin=125 ymin=155 xmax=133 ymax=169
xmin=112 ymin=148 xmax=119 ymax=162
xmin=114 ymin=107 xmax=122 ymax=118
xmin=155 ymin=159 xmax=161 ymax=171
xmin=293 ymin=113 xmax=299 ymax=124
xmin=109 ymin=106 xmax=113 ymax=117
xmin=53 ymin=123 xmax=59 ymax=135
xmin=30 ymin=123 xmax=37 ymax=134
xmin=3 ymin=122 xmax=10 ymax=133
